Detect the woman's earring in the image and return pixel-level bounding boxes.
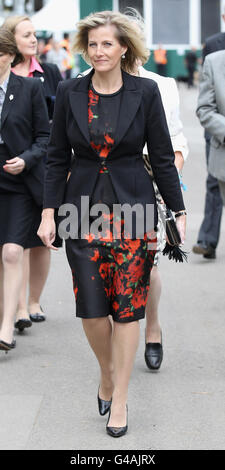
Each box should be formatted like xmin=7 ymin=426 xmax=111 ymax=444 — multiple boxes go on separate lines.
xmin=122 ymin=54 xmax=126 ymax=59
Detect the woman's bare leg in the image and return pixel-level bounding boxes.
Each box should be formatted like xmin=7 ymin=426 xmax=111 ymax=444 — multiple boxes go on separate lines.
xmin=0 ymin=243 xmax=24 ymax=343
xmin=82 ymin=317 xmax=140 ymax=427
xmin=145 ymin=266 xmax=162 ymax=343
xmin=16 ymin=248 xmax=30 ymax=320
xmin=108 ymin=320 xmax=140 ymax=427
xmin=28 ymin=246 xmax=51 ymax=315
xmin=82 ymin=317 xmax=114 ymax=401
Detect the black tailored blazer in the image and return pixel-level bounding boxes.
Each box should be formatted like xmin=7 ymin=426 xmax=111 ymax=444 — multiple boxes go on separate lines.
xmin=1 ymin=72 xmax=50 ymax=205
xmin=33 ymin=62 xmax=62 ymax=120
xmin=44 ymin=69 xmax=185 ymax=230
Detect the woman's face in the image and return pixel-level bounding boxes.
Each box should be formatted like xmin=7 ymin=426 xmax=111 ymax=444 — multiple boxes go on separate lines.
xmin=0 ymin=53 xmax=14 ymax=79
xmin=87 ymin=24 xmax=127 ymax=73
xmin=14 ymin=20 xmax=37 ymax=58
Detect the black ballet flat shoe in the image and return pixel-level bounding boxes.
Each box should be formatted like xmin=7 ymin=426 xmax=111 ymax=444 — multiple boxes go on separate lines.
xmin=15 ymin=318 xmax=32 ymax=332
xmin=0 ymin=338 xmax=16 ymax=353
xmin=98 ymin=386 xmax=112 ymax=416
xmin=29 ymin=306 xmax=46 ymax=323
xmin=106 ymin=405 xmax=128 ymax=438
xmin=145 ymin=332 xmax=163 ymax=370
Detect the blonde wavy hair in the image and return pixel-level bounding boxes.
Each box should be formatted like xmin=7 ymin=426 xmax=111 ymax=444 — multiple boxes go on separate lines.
xmin=2 ymin=15 xmax=32 ymax=63
xmin=73 ymin=10 xmax=149 ymax=73
xmin=2 ymin=15 xmax=31 ymax=34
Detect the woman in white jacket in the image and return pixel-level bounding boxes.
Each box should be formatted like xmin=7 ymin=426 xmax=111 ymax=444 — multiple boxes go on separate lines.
xmin=138 ymin=64 xmax=188 ymax=370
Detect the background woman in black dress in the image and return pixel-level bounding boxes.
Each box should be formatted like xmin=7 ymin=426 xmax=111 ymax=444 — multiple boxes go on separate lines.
xmin=38 ymin=11 xmax=186 ymax=437
xmin=0 ymin=28 xmax=49 ymax=351
xmin=3 ymin=16 xmax=62 ymax=325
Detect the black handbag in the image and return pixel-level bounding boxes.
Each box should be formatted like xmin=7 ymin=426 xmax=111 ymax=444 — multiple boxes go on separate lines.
xmin=159 ymin=206 xmax=188 ymax=263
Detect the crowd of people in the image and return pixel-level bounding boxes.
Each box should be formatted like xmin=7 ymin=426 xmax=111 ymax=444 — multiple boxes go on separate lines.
xmin=37 ymin=33 xmax=74 ymax=79
xmin=0 ymin=6 xmax=223 ymax=440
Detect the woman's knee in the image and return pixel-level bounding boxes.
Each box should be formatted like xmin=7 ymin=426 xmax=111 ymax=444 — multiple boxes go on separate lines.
xmin=82 ymin=316 xmax=110 ymax=330
xmin=2 ymin=244 xmax=23 ymax=266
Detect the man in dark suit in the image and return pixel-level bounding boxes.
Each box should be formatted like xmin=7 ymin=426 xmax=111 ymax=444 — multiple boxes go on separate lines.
xmin=192 ymin=18 xmax=225 ymax=259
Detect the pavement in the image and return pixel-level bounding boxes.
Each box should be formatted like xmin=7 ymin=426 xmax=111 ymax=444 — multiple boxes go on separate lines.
xmin=1 ymin=83 xmax=225 ymax=451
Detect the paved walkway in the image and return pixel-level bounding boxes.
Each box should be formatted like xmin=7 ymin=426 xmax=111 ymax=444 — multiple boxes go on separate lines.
xmin=1 ymin=84 xmax=225 ymax=450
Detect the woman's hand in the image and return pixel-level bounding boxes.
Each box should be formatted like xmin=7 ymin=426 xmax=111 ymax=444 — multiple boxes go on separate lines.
xmin=175 ymin=214 xmax=186 ymax=245
xmin=37 ymin=209 xmax=58 ymax=251
xmin=3 ymin=157 xmax=25 ymax=175
xmin=174 ymin=151 xmax=184 ymax=173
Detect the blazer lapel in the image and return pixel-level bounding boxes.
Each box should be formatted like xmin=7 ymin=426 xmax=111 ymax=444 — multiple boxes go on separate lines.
xmin=111 ymin=89 xmax=142 ymax=156
xmin=1 ymin=72 xmax=20 ymax=129
xmin=69 ymin=90 xmax=90 ymax=145
xmin=109 ymin=71 xmax=142 ymax=156
xmin=69 ymin=69 xmax=95 ymax=148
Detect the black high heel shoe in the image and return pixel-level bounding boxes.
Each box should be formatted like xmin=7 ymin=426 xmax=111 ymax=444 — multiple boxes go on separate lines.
xmin=0 ymin=338 xmax=16 ymax=353
xmin=29 ymin=306 xmax=45 ymax=322
xmin=15 ymin=318 xmax=32 ymax=332
xmin=106 ymin=405 xmax=128 ymax=438
xmin=145 ymin=330 xmax=163 ymax=370
xmin=97 ymin=386 xmax=112 ymax=416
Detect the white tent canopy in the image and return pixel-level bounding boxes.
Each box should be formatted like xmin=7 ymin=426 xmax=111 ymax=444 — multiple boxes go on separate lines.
xmin=31 ymin=0 xmax=79 ymax=32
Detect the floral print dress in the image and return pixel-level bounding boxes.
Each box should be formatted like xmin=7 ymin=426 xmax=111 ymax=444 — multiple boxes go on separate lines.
xmin=65 ymin=83 xmax=156 ymax=323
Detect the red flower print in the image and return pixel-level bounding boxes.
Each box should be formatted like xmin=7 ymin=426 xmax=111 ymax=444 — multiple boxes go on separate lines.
xmin=74 ymin=285 xmax=78 ymax=300
xmin=119 ymin=307 xmax=134 ymax=319
xmin=91 ymin=249 xmax=100 ymax=262
xmin=131 ymin=288 xmax=147 ymax=309
xmin=88 ymin=89 xmax=99 ymax=106
xmin=113 ymin=270 xmax=124 ymax=295
xmin=126 ymin=256 xmax=145 ymax=283
xmin=134 ymin=256 xmax=145 ymax=276
xmin=99 ymin=262 xmax=109 ymax=280
xmin=88 ymin=107 xmax=94 ymax=124
xmin=72 ymin=270 xmax=78 ymax=300
xmin=116 ymin=252 xmax=124 ymax=265
xmin=99 ymin=145 xmax=110 ymax=158
xmin=100 ymin=167 xmax=108 ymax=173
xmin=123 ymin=286 xmax=133 ymax=296
xmin=113 ymin=301 xmax=120 ymax=311
xmin=104 ymin=285 xmax=112 ymax=298
xmin=126 ymin=239 xmax=141 ymax=254
xmin=104 ymin=134 xmax=114 ymax=145
xmin=90 ymin=141 xmax=101 ymax=153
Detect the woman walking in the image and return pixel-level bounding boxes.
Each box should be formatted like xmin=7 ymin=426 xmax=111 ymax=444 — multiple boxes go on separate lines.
xmin=0 ymin=28 xmax=49 ymax=351
xmin=79 ymin=8 xmax=189 ymax=371
xmin=38 ymin=11 xmax=186 ymax=437
xmin=2 ymin=16 xmax=62 ymax=325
